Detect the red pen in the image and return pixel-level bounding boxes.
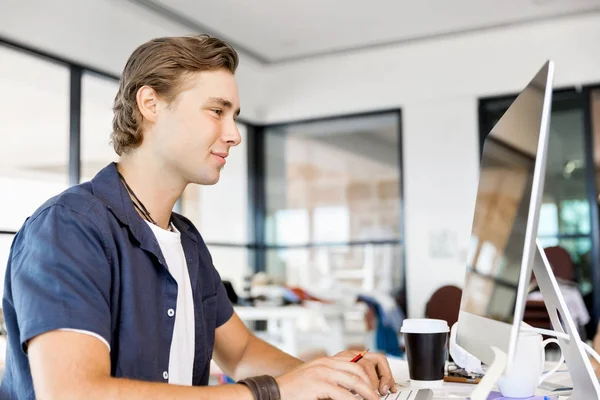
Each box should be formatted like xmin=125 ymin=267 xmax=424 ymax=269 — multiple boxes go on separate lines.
xmin=351 ymin=348 xmax=369 ymax=363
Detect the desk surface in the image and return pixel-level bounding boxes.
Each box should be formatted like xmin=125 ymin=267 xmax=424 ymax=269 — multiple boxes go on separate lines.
xmin=387 ymin=357 xmax=571 ymax=400
xmin=234 ymin=305 xmax=308 ymax=319
xmin=210 ymin=357 xmax=571 ymax=399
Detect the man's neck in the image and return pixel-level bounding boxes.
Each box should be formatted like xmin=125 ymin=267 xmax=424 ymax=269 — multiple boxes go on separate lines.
xmin=116 ymin=153 xmax=186 ymax=230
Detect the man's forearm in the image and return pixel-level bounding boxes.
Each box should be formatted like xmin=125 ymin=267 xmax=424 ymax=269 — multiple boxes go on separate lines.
xmin=231 ymin=335 xmax=304 ymax=381
xmin=44 ymin=376 xmax=254 ymax=400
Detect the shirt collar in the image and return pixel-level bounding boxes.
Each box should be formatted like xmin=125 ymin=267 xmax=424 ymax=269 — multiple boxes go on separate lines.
xmin=90 ymin=162 xmax=197 ymax=245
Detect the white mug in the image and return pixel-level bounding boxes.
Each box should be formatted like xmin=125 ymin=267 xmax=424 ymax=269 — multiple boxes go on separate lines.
xmin=497 ymin=332 xmax=565 ymax=398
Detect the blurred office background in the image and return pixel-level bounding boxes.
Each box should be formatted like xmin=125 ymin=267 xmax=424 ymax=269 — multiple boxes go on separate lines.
xmin=1 ymin=0 xmax=600 ymax=369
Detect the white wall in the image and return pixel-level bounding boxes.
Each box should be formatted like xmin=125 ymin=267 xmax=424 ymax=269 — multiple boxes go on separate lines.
xmin=401 ymin=98 xmax=479 ymax=317
xmin=0 ymin=0 xmax=267 ymax=122
xmin=262 ymin=12 xmax=600 ymax=317
xmin=263 ymin=12 xmax=600 ymax=123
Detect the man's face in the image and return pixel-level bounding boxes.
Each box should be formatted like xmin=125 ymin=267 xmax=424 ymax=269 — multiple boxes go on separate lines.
xmin=151 ymin=69 xmax=241 ymax=185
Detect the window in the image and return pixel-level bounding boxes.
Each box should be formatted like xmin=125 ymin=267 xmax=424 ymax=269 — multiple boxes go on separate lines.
xmin=542 ymin=106 xmax=590 ymax=239
xmin=262 ymin=112 xmax=403 ymax=293
xmin=0 ymin=233 xmax=14 ymax=299
xmin=0 ymin=45 xmax=70 ymax=232
xmin=81 ymin=72 xmax=120 ymax=181
xmin=265 ymin=243 xmax=404 ymax=295
xmin=312 ymin=206 xmax=350 ymax=243
xmin=0 ymin=44 xmax=71 ymax=301
xmin=592 ymin=89 xmax=600 ymax=197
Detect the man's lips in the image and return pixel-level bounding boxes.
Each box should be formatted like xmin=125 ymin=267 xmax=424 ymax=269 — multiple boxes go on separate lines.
xmin=211 ymin=152 xmax=228 ymax=165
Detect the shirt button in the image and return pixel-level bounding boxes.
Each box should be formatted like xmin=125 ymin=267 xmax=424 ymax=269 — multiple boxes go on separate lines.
xmin=167 ymin=308 xmax=175 ymax=317
xmin=163 ymin=371 xmax=169 ymax=380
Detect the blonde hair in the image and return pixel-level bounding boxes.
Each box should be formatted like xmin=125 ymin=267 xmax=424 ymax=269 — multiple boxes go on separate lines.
xmin=111 ymin=34 xmax=239 ymax=155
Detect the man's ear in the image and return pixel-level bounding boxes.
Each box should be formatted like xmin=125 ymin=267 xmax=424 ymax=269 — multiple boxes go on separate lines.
xmin=136 ymin=86 xmax=159 ymax=123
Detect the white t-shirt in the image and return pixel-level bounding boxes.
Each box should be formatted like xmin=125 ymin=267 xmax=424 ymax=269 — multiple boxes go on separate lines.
xmin=146 ymin=221 xmax=195 ymax=386
xmin=58 ymin=221 xmax=196 ymax=385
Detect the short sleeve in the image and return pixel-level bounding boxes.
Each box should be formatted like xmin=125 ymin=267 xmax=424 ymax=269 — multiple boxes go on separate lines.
xmin=213 ymin=268 xmax=234 ymax=327
xmin=9 ymin=204 xmax=112 ymax=351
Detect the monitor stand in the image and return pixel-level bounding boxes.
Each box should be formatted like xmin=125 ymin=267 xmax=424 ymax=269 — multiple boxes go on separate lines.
xmin=470 ymin=239 xmax=600 ymax=400
xmin=528 ymin=238 xmax=600 ymax=399
xmin=469 ymin=346 xmax=507 ymax=400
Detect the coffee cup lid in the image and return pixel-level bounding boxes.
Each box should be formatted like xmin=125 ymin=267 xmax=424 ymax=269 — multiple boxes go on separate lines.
xmin=400 ymin=318 xmax=449 ymax=334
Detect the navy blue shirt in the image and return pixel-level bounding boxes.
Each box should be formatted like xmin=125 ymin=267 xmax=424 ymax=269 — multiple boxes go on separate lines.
xmin=0 ymin=163 xmax=234 ymax=399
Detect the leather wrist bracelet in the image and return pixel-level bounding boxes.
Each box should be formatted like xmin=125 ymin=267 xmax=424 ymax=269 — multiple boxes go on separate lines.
xmin=238 ymin=375 xmax=281 ymax=400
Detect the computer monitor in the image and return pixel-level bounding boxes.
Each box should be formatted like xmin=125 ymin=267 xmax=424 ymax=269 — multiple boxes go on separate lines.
xmin=456 ymin=61 xmax=554 ymax=369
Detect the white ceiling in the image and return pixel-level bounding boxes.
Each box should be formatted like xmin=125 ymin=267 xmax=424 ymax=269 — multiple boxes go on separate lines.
xmin=136 ymin=0 xmax=600 ymax=64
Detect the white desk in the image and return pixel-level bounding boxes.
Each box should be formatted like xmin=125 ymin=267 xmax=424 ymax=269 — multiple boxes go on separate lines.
xmin=234 ymin=306 xmax=306 ymax=356
xmin=234 ymin=305 xmax=346 ymax=357
xmin=210 ymin=354 xmax=571 ymax=399
xmin=387 ymin=356 xmax=572 ymax=399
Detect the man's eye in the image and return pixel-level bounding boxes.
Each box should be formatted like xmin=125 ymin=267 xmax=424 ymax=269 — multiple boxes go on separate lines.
xmin=212 ymin=109 xmax=223 ymax=116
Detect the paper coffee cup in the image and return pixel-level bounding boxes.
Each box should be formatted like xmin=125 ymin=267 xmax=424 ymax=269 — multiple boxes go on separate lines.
xmin=401 ymin=319 xmax=449 ymax=388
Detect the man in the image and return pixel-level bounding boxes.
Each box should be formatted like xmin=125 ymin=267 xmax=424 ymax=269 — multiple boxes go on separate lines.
xmin=0 ymin=35 xmax=397 ymax=399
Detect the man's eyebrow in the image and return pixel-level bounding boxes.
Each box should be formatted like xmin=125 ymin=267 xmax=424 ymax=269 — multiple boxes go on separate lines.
xmin=208 ymin=97 xmax=241 ymax=117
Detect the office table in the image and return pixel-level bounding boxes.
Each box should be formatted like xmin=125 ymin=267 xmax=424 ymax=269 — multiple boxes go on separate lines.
xmin=386 ymin=356 xmax=572 ymax=399
xmin=234 ymin=305 xmax=346 ymax=357
xmin=210 ymin=355 xmax=571 ymax=399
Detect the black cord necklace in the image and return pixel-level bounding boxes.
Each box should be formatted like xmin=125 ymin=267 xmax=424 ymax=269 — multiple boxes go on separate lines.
xmin=118 ymin=172 xmax=171 ymax=230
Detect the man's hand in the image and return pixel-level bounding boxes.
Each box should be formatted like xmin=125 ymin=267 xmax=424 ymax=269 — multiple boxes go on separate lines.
xmin=275 ymin=356 xmax=378 ymax=400
xmin=331 ymin=350 xmax=397 ymax=395
xmin=274 ymin=351 xmax=396 ymax=400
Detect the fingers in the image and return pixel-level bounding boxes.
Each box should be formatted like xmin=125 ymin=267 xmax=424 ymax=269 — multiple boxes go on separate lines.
xmin=277 ymin=356 xmax=382 ymax=400
xmin=322 ymin=358 xmax=373 ymax=390
xmin=321 ymin=385 xmax=367 ymax=400
xmin=362 ymin=353 xmax=397 ymax=393
xmin=332 ymin=352 xmax=397 ymax=394
xmin=357 ymin=358 xmax=379 ymax=390
xmin=326 ymin=368 xmax=379 ymax=400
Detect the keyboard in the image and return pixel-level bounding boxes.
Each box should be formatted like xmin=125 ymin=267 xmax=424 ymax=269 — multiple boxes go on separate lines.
xmin=380 ymin=388 xmax=433 ymax=400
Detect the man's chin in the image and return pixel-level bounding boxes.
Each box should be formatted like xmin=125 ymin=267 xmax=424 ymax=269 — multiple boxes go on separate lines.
xmin=194 ymin=173 xmax=220 ymax=186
